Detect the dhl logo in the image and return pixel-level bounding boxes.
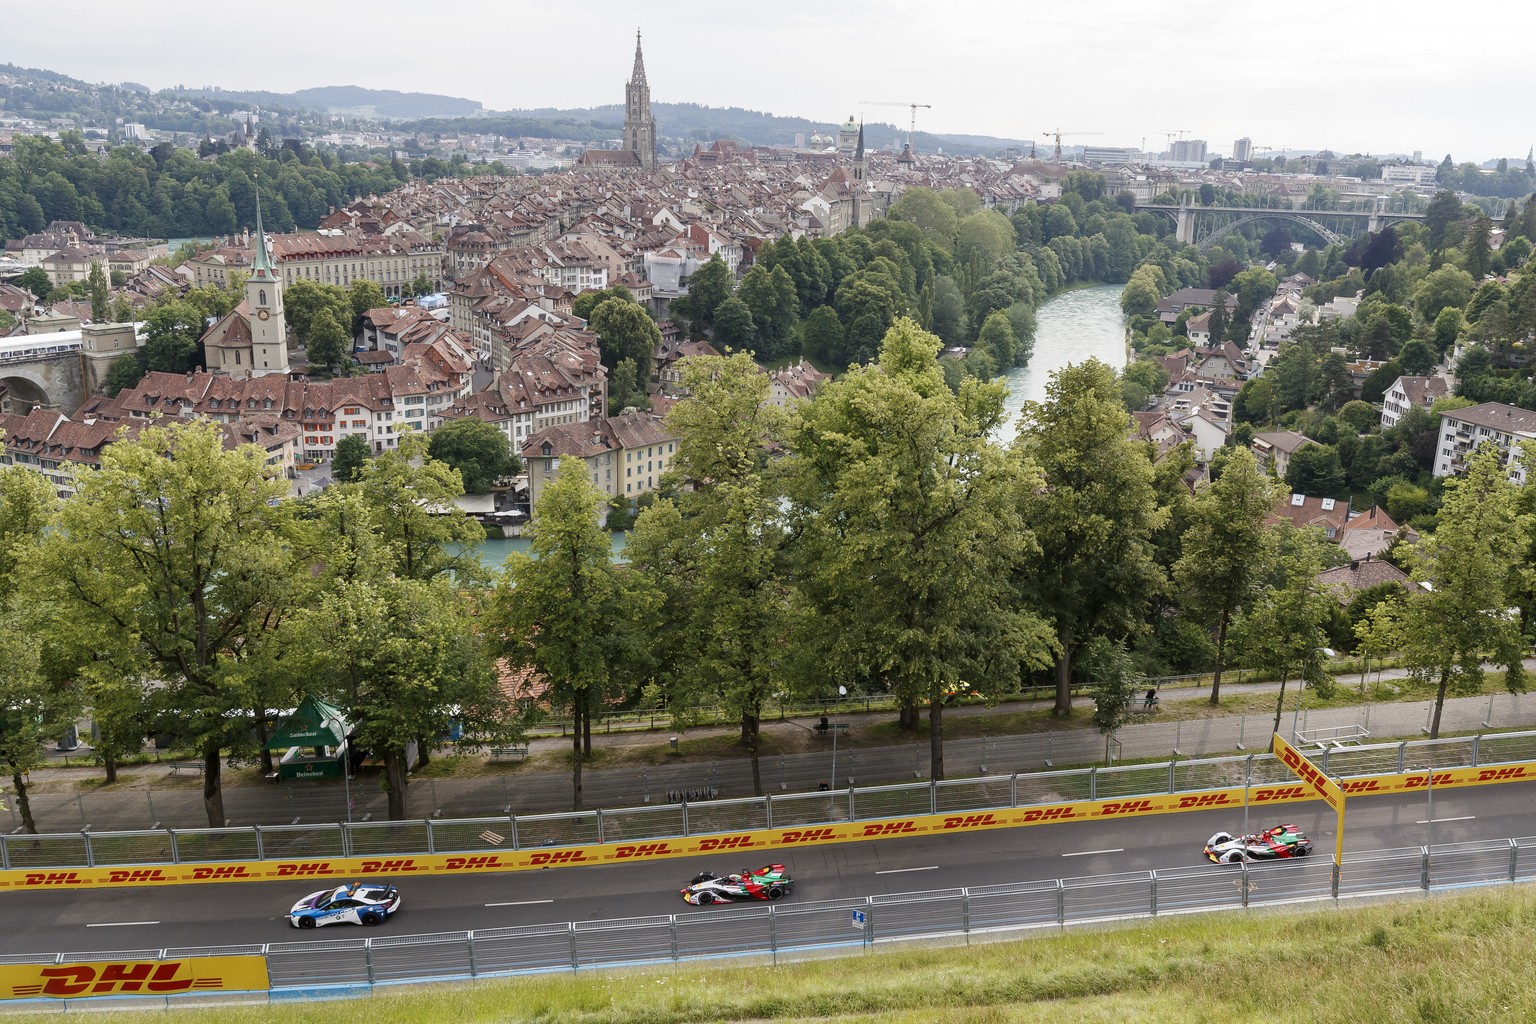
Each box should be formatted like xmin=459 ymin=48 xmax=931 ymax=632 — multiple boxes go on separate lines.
xmin=275 ymin=862 xmax=336 ymax=877
xmin=862 ymin=820 xmax=920 ymax=837
xmin=1019 ymin=806 xmax=1077 ymax=822
xmin=191 ymin=865 xmax=254 ymax=880
xmin=614 ymin=843 xmax=672 ymax=859
xmin=1253 ymin=786 xmax=1308 ymax=802
xmin=1477 ymin=766 xmax=1529 ymax=781
xmin=1100 ymin=800 xmax=1155 ymax=815
xmin=780 ymin=828 xmax=838 ymax=844
xmin=360 ymin=859 xmax=419 ymax=873
xmin=528 ymin=850 xmax=587 ymax=866
xmin=1340 ymin=779 xmax=1382 ymax=794
xmin=1177 ymin=794 xmax=1232 ymax=809
xmin=1404 ymin=773 xmax=1457 ymax=789
xmin=105 ymin=868 xmax=168 ymax=884
xmin=22 ymin=963 xmax=197 ymax=997
xmin=22 ymin=872 xmax=83 ymax=887
xmin=1278 ymin=747 xmax=1335 ymax=797
xmin=941 ymin=813 xmax=999 ymax=830
xmin=444 ymin=855 xmax=503 ymax=870
xmin=697 ymin=835 xmax=754 ymax=852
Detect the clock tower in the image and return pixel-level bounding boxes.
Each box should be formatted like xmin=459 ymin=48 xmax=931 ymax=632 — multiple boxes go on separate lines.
xmin=246 ymin=185 xmax=290 ymax=377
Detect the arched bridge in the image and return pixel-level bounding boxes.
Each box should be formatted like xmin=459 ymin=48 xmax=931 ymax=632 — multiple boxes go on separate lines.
xmin=0 ymin=323 xmax=140 ymax=414
xmin=1134 ymin=202 xmax=1427 ymax=251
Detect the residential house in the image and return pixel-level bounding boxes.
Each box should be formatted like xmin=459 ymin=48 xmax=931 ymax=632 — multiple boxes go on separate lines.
xmin=1251 ymin=430 xmax=1316 ymax=480
xmin=521 ymin=410 xmax=676 ymax=515
xmin=1316 ymin=556 xmax=1415 ymax=605
xmin=1432 ymin=401 xmax=1536 ymax=483
xmin=1268 ymin=492 xmax=1351 ymax=541
xmin=1380 ymin=375 xmax=1450 ymax=429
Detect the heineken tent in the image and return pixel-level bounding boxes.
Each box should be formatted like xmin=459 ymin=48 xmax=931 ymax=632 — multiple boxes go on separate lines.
xmin=264 ymin=696 xmax=350 ymax=781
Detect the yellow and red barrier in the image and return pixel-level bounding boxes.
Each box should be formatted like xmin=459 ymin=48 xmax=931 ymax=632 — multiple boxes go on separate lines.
xmin=2 ymin=761 xmax=1532 ymax=892
xmin=1 ymin=956 xmax=269 ymax=1001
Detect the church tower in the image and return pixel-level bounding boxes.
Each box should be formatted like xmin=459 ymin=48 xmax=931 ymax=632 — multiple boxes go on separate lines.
xmin=623 ymin=30 xmax=657 ymax=169
xmin=851 ymin=121 xmax=866 ymax=229
xmin=246 ymin=185 xmax=290 ymax=378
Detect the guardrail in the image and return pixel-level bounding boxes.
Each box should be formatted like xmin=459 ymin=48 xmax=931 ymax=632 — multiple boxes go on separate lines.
xmin=4 ymin=731 xmax=1534 ymax=872
xmin=4 ymin=835 xmax=1534 ymax=1012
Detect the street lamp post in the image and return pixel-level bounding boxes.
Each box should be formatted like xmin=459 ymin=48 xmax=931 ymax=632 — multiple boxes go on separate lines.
xmin=830 ymin=685 xmax=846 ymax=790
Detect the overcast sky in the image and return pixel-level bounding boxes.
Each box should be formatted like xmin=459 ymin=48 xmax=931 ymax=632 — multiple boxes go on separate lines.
xmin=11 ymin=0 xmax=1529 ymax=163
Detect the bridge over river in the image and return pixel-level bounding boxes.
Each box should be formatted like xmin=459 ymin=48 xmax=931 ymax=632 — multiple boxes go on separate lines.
xmin=1134 ymin=201 xmax=1428 ymax=251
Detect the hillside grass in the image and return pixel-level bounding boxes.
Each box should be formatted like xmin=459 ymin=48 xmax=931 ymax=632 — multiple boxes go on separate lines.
xmin=10 ymin=886 xmax=1535 ymax=1023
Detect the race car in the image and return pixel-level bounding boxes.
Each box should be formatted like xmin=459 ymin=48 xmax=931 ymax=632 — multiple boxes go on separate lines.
xmin=289 ymin=881 xmax=402 ymax=928
xmin=1204 ymin=823 xmax=1313 ymax=864
xmin=680 ymin=864 xmax=793 ymax=905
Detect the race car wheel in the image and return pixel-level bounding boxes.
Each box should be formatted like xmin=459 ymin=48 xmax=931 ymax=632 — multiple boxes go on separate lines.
xmin=362 ymin=911 xmax=383 ymax=926
xmin=1295 ymin=845 xmax=1310 ymax=857
xmin=766 ymin=886 xmax=784 ymax=901
xmin=1222 ymin=850 xmax=1246 ymax=864
xmin=297 ymin=917 xmax=316 ymax=929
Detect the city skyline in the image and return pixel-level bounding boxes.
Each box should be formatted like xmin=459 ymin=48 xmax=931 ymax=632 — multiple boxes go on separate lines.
xmin=7 ymin=0 xmax=1532 ymax=163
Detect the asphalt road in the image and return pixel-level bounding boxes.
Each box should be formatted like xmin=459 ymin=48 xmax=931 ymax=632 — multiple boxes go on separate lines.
xmin=8 ymin=781 xmax=1534 ymax=958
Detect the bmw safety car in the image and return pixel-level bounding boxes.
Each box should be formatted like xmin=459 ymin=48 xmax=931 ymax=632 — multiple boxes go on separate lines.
xmin=680 ymin=864 xmax=792 ymax=904
xmin=1204 ymin=823 xmax=1313 ymax=863
xmin=289 ymin=881 xmax=402 ymax=928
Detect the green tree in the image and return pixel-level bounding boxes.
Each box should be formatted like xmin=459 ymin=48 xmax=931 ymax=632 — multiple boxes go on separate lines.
xmin=628 ymin=353 xmax=791 ymax=795
xmin=332 ymin=433 xmax=370 ymax=483
xmin=1173 ymin=448 xmax=1279 ymax=704
xmin=1397 ymin=338 xmax=1436 ymax=375
xmin=0 ymin=467 xmax=70 ymax=833
xmin=1463 ymin=213 xmax=1493 ymax=279
xmin=683 ymin=254 xmax=734 ymax=339
xmin=427 ymin=417 xmax=518 ymax=494
xmin=357 ymin=431 xmax=483 ymax=580
xmin=1423 ymin=190 xmax=1463 ymax=253
xmin=1413 ymin=266 xmax=1475 ymax=322
xmin=589 ymin=298 xmax=661 ymax=382
xmin=410 ymin=272 xmax=435 ymax=297
xmin=104 ymin=352 xmax=146 ymax=396
xmin=87 ymin=261 xmax=109 ymax=323
xmin=15 ymin=267 xmax=50 ymax=301
xmin=494 ymin=456 xmax=656 ymax=809
xmin=801 ymin=305 xmax=844 ymax=363
xmin=1401 ymin=444 xmax=1528 ymax=738
xmin=1285 ymin=444 xmax=1348 ymax=498
xmin=572 ymin=285 xmax=634 ymax=322
xmin=954 ymin=210 xmax=1016 ymax=272
xmin=109 ymin=292 xmax=134 ymax=323
xmin=711 ymin=296 xmax=757 ymax=352
xmin=348 ymin=280 xmax=387 ymax=322
xmin=283 ymin=279 xmax=352 ymax=343
xmin=142 ymin=298 xmax=205 ymax=374
xmin=1017 ymin=358 xmax=1166 ymax=717
xmin=788 ymin=319 xmax=1055 ymax=777
xmin=737 ymin=264 xmax=799 ymax=359
xmin=35 ymin=420 xmax=296 ymax=828
xmin=975 ymin=309 xmax=1017 ymax=367
xmin=888 ymin=186 xmax=958 ymax=249
xmin=306 ymin=308 xmax=351 ymax=374
xmin=1230 ymin=525 xmax=1337 ymax=737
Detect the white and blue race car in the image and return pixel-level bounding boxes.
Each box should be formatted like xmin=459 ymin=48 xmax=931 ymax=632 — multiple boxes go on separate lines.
xmin=289 ymin=882 xmax=402 ymax=928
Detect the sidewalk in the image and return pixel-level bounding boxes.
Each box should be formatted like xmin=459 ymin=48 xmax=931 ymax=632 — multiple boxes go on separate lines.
xmin=10 ymin=667 xmax=1535 ymax=834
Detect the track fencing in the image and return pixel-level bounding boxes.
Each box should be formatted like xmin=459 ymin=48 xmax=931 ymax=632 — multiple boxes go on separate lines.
xmin=5 ymin=731 xmax=1536 ymax=872
xmin=3 ymin=835 xmax=1534 ymax=1012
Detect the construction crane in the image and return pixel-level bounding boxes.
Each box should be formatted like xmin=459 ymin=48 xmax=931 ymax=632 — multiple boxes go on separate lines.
xmin=1042 ymin=128 xmax=1101 ymax=162
xmin=860 ymin=100 xmax=931 ymax=150
xmin=1156 ymin=128 xmax=1190 ymax=156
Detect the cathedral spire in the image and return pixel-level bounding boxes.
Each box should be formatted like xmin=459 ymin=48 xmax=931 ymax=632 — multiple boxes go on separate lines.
xmin=631 ymin=30 xmax=648 ymax=86
xmin=251 ymin=177 xmax=274 ymax=279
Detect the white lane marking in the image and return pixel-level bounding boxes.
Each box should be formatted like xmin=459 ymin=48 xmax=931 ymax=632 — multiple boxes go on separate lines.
xmin=1062 ymin=848 xmax=1125 ymax=857
xmin=1416 ymin=816 xmax=1475 ymax=824
xmin=874 ymin=866 xmax=938 ymax=875
xmin=86 ymin=921 xmax=159 ymax=928
xmin=484 ymin=900 xmax=554 ymax=907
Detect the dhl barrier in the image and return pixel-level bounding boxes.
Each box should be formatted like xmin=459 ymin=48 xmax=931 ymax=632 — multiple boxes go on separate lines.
xmin=1 ymin=957 xmax=269 ymax=1001
xmin=4 ymin=758 xmax=1533 ymax=892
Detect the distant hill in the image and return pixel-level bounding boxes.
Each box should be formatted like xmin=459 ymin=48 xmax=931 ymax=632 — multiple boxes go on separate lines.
xmin=173 ymin=85 xmax=481 ymax=119
xmin=400 ymin=102 xmax=1036 ymax=157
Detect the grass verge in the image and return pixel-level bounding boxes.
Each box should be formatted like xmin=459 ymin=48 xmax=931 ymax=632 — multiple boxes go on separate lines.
xmin=10 ymin=886 xmax=1536 ymax=1023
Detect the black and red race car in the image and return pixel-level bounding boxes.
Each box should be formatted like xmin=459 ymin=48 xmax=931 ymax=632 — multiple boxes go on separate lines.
xmin=680 ymin=864 xmax=793 ymax=904
xmin=1204 ymin=823 xmax=1313 ymax=863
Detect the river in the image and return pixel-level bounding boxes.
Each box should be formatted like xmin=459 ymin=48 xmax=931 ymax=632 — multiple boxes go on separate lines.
xmin=997 ymin=282 xmax=1129 ymax=439
xmin=462 ymin=284 xmax=1127 ymax=567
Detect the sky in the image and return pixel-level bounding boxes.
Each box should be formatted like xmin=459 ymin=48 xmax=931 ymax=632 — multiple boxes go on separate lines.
xmin=9 ymin=0 xmax=1531 ymax=164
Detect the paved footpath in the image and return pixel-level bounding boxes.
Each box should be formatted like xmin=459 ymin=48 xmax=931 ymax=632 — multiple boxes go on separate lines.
xmin=10 ymin=667 xmax=1536 ymax=835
